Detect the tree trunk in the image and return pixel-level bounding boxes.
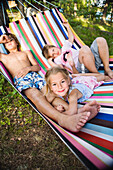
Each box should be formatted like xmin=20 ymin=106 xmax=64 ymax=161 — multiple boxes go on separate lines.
xmin=0 ymin=0 xmax=9 ymax=27
xmin=111 ymin=3 xmax=113 ymax=22
xmin=102 ymin=0 xmax=110 ymax=23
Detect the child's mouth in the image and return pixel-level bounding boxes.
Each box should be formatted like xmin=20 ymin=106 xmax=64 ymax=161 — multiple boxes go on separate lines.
xmin=58 ymin=89 xmax=65 ymax=93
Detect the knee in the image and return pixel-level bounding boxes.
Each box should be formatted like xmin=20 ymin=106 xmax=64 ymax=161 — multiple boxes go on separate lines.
xmin=79 ymin=45 xmax=91 ymax=62
xmin=96 ymin=37 xmax=107 ymax=46
xmin=24 ymin=88 xmax=41 ymax=100
xmin=80 ymin=45 xmax=90 ymax=55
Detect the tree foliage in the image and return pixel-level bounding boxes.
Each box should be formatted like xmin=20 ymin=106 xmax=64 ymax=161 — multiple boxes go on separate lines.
xmin=76 ymin=0 xmax=113 ymax=23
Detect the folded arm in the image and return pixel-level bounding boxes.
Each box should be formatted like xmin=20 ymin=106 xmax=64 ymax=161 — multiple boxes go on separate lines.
xmin=16 ymin=50 xmax=40 ymax=78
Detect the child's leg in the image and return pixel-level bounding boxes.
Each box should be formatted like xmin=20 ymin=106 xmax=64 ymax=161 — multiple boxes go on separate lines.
xmin=23 ymin=88 xmax=98 ymax=132
xmin=96 ymin=74 xmax=111 ymax=82
xmin=96 ymin=37 xmax=113 ymax=79
xmin=78 ymin=45 xmax=99 ymax=73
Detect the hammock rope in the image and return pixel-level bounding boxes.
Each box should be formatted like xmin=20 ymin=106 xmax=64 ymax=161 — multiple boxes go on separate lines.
xmin=16 ymin=0 xmax=27 ymax=11
xmin=15 ymin=5 xmax=25 ymax=18
xmin=24 ymin=0 xmax=42 ymax=12
xmin=45 ymin=0 xmax=58 ymax=8
xmin=33 ymin=0 xmax=50 ymax=10
xmin=1 ymin=1 xmax=6 ymax=25
xmin=3 ymin=0 xmax=61 ymax=24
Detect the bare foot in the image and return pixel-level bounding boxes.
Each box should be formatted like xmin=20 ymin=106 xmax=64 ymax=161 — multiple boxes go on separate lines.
xmin=58 ymin=111 xmax=91 ymax=132
xmin=78 ymin=100 xmax=100 ymax=121
xmin=104 ymin=75 xmax=112 ymax=81
xmin=105 ymin=69 xmax=113 ymax=79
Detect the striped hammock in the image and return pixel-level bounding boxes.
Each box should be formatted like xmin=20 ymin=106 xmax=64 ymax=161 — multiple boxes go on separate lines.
xmin=0 ymin=8 xmax=113 ymax=169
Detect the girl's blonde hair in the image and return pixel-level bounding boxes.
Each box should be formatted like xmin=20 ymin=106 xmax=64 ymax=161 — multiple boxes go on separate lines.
xmin=42 ymin=44 xmax=55 ymax=59
xmin=45 ymin=66 xmax=70 ymax=95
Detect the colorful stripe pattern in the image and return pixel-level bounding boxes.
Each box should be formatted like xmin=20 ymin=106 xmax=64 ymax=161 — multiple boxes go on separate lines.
xmin=0 ymin=8 xmax=113 ymax=169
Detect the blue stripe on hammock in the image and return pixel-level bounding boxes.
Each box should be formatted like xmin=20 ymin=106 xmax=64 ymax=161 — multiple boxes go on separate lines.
xmin=0 ymin=29 xmax=3 ymax=35
xmin=27 ymin=17 xmax=43 ymax=49
xmin=51 ymin=9 xmax=68 ymax=39
xmin=84 ymin=123 xmax=113 ymax=136
xmin=95 ymin=113 xmax=113 ymax=122
xmin=0 ymin=44 xmax=7 ymax=54
xmin=103 ymin=81 xmax=113 ymax=85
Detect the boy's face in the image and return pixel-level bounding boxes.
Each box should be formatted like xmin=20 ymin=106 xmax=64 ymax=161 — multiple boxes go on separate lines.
xmin=48 ymin=47 xmax=61 ymax=58
xmin=4 ymin=37 xmax=18 ymax=51
xmin=49 ymin=72 xmax=70 ymax=98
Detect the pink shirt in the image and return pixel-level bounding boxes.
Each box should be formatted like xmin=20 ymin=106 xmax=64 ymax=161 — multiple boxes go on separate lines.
xmin=54 ymin=40 xmax=79 ymax=71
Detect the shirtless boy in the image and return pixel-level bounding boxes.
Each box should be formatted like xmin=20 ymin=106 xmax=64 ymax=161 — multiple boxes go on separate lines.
xmin=0 ymin=33 xmax=100 ymax=132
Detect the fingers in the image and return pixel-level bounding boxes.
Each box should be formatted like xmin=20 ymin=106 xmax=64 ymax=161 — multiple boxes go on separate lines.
xmin=17 ymin=71 xmax=27 ymax=78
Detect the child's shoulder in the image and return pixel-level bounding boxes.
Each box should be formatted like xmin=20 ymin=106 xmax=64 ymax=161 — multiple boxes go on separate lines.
xmin=23 ymin=50 xmax=33 ymax=56
xmin=23 ymin=50 xmax=31 ymax=53
xmin=0 ymin=52 xmax=8 ymax=59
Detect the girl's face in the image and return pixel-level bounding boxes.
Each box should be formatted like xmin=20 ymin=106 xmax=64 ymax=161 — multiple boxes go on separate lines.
xmin=49 ymin=72 xmax=70 ymax=98
xmin=48 ymin=47 xmax=61 ymax=58
xmin=4 ymin=37 xmax=18 ymax=51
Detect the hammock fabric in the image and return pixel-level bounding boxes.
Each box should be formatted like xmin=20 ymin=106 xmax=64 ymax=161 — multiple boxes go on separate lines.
xmin=0 ymin=8 xmax=113 ymax=170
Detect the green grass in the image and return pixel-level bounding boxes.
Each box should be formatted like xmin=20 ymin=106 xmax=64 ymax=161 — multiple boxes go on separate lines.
xmin=69 ymin=17 xmax=113 ymax=55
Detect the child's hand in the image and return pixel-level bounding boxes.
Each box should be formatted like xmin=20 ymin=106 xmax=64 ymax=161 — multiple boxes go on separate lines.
xmin=55 ymin=104 xmax=65 ymax=113
xmin=16 ymin=67 xmax=30 ymax=78
xmin=67 ymin=53 xmax=74 ymax=67
xmin=63 ymin=22 xmax=69 ymax=29
xmin=0 ymin=34 xmax=10 ymax=44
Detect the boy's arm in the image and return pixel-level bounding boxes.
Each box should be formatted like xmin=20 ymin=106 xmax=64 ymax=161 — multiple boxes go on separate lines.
xmin=17 ymin=50 xmax=40 ymax=78
xmin=63 ymin=22 xmax=74 ymax=44
xmin=25 ymin=50 xmax=40 ymax=72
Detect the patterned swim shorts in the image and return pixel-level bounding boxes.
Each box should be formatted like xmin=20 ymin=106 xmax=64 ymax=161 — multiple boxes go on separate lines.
xmin=14 ymin=72 xmax=46 ymax=92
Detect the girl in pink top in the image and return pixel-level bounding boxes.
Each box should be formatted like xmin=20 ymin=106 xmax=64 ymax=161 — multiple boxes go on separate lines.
xmin=42 ymin=22 xmax=113 ymax=79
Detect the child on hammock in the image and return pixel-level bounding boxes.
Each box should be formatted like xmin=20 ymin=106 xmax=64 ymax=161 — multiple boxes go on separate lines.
xmin=42 ymin=22 xmax=113 ymax=79
xmin=0 ymin=33 xmax=102 ymax=132
xmin=45 ymin=66 xmax=110 ymax=116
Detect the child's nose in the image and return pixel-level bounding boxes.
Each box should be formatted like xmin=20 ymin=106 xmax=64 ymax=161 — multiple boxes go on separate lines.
xmin=58 ymin=83 xmax=62 ymax=89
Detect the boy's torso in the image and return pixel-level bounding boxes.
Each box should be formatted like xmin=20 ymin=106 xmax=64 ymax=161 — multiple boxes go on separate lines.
xmin=1 ymin=51 xmax=31 ymax=78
